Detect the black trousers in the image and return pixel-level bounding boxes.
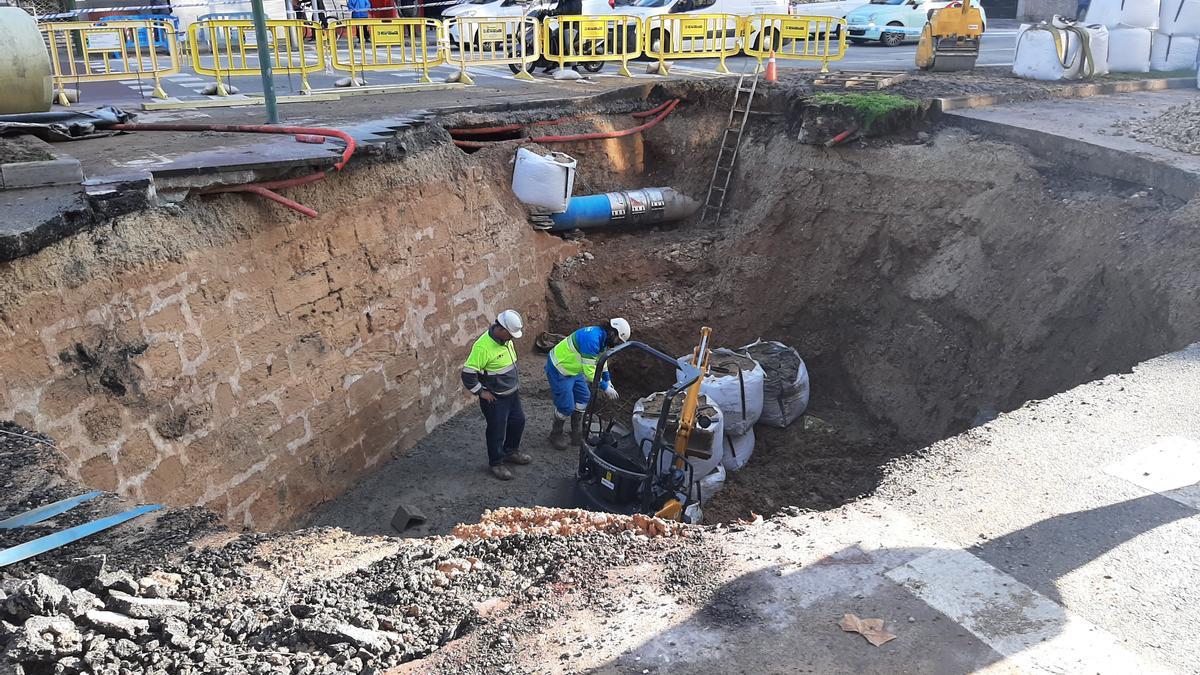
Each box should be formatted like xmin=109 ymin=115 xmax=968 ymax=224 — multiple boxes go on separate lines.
xmin=479 ymin=392 xmax=525 ymax=466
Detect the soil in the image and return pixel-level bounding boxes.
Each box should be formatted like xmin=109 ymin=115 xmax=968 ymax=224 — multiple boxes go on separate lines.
xmin=0 ymin=137 xmax=53 ymax=164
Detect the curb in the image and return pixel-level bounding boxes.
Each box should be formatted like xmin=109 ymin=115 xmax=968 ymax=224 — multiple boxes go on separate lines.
xmin=933 ymin=77 xmax=1196 ymax=113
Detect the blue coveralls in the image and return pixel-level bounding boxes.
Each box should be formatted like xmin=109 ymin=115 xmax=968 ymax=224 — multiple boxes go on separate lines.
xmin=545 ymin=326 xmax=613 ymax=420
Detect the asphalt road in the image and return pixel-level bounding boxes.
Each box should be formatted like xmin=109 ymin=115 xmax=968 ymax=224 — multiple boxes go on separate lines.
xmin=63 ymin=20 xmax=1020 ymax=108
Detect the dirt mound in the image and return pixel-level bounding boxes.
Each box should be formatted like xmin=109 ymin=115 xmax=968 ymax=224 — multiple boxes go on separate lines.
xmin=453 ymin=506 xmax=690 ymax=539
xmin=1112 ymin=97 xmax=1200 ymax=155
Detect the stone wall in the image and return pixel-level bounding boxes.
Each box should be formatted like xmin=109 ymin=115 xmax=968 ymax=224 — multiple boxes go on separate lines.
xmin=0 ymin=140 xmax=572 ymax=530
xmin=1016 ymin=0 xmax=1080 ymax=21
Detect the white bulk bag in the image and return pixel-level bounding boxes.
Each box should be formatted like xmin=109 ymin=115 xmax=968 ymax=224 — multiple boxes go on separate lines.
xmin=1085 ymin=0 xmax=1123 ymax=26
xmin=721 ymin=429 xmax=756 ymax=472
xmin=1013 ymin=23 xmax=1084 ymax=80
xmin=739 ymin=340 xmax=810 ymax=428
xmin=1088 ymin=0 xmax=1160 ymax=28
xmin=692 ymin=464 xmax=727 ymax=503
xmin=1085 ymin=24 xmax=1111 ymax=75
xmin=675 ymin=348 xmax=765 ymax=436
xmin=632 ymin=392 xmax=724 ymax=479
xmin=1161 ymin=0 xmax=1200 ymax=34
xmin=1108 ymin=27 xmax=1154 ymax=72
xmin=511 ymin=147 xmax=576 ymax=213
xmin=1152 ymin=33 xmax=1200 ymax=70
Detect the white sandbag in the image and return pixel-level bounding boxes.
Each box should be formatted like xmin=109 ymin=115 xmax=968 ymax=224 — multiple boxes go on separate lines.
xmin=1088 ymin=0 xmax=1160 ymax=28
xmin=721 ymin=429 xmax=756 ymax=472
xmin=1108 ymin=27 xmax=1154 ymax=72
xmin=692 ymin=464 xmax=727 ymax=503
xmin=511 ymin=147 xmax=576 ymax=213
xmin=739 ymin=340 xmax=810 ymax=429
xmin=1152 ymin=33 xmax=1200 ymax=70
xmin=1013 ymin=23 xmax=1082 ymax=80
xmin=1161 ymin=0 xmax=1200 ymax=35
xmin=1085 ymin=24 xmax=1111 ymax=75
xmin=632 ymin=391 xmax=724 ymax=479
xmin=1085 ymin=0 xmax=1123 ymax=27
xmin=675 ymin=348 xmax=765 ymax=436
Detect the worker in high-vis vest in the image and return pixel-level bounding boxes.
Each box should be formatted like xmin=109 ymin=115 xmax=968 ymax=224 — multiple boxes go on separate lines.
xmin=544 ymin=318 xmax=631 ymax=450
xmin=462 ymin=310 xmax=530 ymax=481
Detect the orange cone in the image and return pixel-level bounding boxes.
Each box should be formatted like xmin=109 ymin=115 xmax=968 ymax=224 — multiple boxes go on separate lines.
xmin=765 ymin=50 xmax=779 ymax=83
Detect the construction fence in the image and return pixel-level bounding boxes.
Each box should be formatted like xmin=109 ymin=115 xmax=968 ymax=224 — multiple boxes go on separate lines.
xmin=38 ymin=13 xmax=847 ymax=104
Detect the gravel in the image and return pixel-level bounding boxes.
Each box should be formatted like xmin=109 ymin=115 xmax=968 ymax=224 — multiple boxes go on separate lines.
xmin=1112 ymin=97 xmax=1200 ymax=155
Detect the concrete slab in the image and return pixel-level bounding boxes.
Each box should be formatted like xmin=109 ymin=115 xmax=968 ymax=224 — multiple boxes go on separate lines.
xmin=944 ymin=89 xmax=1200 ymax=200
xmin=1104 ymin=436 xmax=1200 ymax=510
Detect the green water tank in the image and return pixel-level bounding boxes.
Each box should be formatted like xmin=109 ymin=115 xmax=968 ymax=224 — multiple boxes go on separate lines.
xmin=0 ymin=7 xmax=53 ymax=114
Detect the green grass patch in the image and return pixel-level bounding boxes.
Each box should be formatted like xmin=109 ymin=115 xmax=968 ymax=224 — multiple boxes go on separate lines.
xmin=810 ymin=92 xmax=922 ymax=130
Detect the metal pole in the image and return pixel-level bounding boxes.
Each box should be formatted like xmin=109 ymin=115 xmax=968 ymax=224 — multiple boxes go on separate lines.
xmin=249 ymin=0 xmax=280 ymax=124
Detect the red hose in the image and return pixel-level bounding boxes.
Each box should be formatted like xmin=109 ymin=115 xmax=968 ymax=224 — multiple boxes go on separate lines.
xmin=629 ymin=99 xmax=674 ymax=119
xmin=108 ymin=122 xmax=358 ymax=218
xmin=453 ymin=99 xmax=681 ymax=149
xmin=825 ymin=127 xmax=858 ymax=148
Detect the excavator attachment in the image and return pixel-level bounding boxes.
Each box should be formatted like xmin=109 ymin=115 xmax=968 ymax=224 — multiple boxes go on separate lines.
xmin=916 ymin=1 xmax=984 ymax=72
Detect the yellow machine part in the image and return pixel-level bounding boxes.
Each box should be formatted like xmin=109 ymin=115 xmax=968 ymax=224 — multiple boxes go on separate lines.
xmin=916 ymin=1 xmax=985 ymax=72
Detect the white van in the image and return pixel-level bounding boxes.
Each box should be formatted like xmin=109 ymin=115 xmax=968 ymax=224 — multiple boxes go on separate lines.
xmin=621 ymin=0 xmax=787 ymax=51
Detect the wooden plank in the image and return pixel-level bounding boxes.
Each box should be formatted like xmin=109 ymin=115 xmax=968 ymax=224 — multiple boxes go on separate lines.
xmin=812 ymin=71 xmax=910 ymax=90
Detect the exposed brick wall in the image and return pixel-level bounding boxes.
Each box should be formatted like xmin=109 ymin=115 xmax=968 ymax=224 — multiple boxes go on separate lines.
xmin=0 ymin=143 xmax=572 ymax=529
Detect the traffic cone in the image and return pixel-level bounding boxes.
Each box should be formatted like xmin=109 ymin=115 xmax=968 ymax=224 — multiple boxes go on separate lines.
xmin=765 ymin=50 xmax=779 ymax=83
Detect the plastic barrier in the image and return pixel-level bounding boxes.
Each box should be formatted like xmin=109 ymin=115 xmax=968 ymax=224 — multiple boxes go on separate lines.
xmin=542 ymin=15 xmax=642 ymax=77
xmin=194 ymin=12 xmax=254 ymax=52
xmin=643 ymin=14 xmax=741 ymax=75
xmin=444 ymin=16 xmax=539 ymax=84
xmin=41 ymin=20 xmax=181 ymax=105
xmin=742 ymin=14 xmax=847 ymax=73
xmin=187 ymin=18 xmax=325 ymax=95
xmin=98 ymin=13 xmax=179 ymax=52
xmin=327 ymin=17 xmax=442 ymax=83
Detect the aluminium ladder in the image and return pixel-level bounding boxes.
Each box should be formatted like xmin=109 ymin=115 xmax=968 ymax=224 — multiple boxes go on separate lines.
xmin=700 ymin=70 xmax=759 ymax=226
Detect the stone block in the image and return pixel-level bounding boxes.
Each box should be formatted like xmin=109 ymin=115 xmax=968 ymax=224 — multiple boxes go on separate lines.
xmin=117 ymin=429 xmax=159 ymax=479
xmin=142 ymin=303 xmax=186 ymax=336
xmin=79 ymin=454 xmax=118 ymax=492
xmin=140 ymin=455 xmax=185 ymax=499
xmin=346 ymin=370 xmax=385 ymax=413
xmin=1 ymin=158 xmax=84 ymax=189
xmin=272 ymin=272 xmax=331 ymax=316
xmin=82 ymin=610 xmax=148 ymax=639
xmin=104 ymin=591 xmax=190 ymax=621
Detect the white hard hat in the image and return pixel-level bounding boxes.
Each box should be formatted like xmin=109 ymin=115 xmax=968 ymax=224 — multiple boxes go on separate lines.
xmin=497 ymin=310 xmax=524 ymax=339
xmin=610 ymin=317 xmax=630 ymax=342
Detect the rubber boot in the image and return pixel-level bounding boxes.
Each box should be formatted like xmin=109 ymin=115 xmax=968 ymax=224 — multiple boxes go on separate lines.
xmin=549 ymin=417 xmax=568 ymax=451
xmin=569 ymin=412 xmax=583 ymax=446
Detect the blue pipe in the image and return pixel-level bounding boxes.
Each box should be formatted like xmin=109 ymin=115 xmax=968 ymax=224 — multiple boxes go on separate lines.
xmin=549 ymin=187 xmax=699 ymax=232
xmin=0 ymin=504 xmax=163 ymax=568
xmin=0 ymin=491 xmax=102 ymax=529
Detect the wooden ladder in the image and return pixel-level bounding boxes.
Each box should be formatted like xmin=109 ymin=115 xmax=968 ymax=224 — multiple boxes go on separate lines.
xmin=700 ymin=70 xmax=759 ymax=226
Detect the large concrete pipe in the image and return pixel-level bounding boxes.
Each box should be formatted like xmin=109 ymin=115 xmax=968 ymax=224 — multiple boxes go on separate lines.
xmin=548 ymin=188 xmax=700 ymax=232
xmin=0 ymin=7 xmax=54 ymax=114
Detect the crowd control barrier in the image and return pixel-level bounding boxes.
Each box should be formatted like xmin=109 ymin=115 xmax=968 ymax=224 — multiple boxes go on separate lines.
xmin=643 ymin=14 xmax=741 ymax=75
xmin=188 ymin=18 xmax=326 ymax=95
xmin=742 ymin=14 xmax=847 ymax=73
xmin=41 ymin=19 xmax=181 ymax=105
xmin=327 ymin=18 xmax=442 ymax=83
xmin=97 ymin=14 xmax=179 ymax=53
xmin=541 ymin=15 xmax=642 ymax=77
xmin=445 ymin=16 xmax=539 ymax=84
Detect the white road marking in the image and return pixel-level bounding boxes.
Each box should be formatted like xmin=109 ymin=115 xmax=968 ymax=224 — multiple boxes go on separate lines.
xmin=886 ymin=548 xmax=1170 ymax=674
xmin=1104 ymin=436 xmax=1200 ymax=510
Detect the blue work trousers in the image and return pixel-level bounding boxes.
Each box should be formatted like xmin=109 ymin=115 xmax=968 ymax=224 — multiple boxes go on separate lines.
xmin=479 ymin=393 xmax=525 ymax=466
xmin=545 ymin=357 xmax=590 ymax=418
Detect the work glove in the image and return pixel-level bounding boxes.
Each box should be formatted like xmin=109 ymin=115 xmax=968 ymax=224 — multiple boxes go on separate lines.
xmin=602 ymin=385 xmax=619 ymax=401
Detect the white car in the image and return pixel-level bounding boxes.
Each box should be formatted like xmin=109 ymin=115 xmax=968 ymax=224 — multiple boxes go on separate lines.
xmin=621 ymin=0 xmax=787 ymax=52
xmin=444 ymin=0 xmax=615 ymax=45
xmin=788 ymin=0 xmax=858 ymax=17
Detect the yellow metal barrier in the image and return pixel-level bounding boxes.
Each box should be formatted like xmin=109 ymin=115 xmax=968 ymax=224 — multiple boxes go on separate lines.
xmin=742 ymin=14 xmax=847 ymax=73
xmin=326 ymin=18 xmax=443 ymax=84
xmin=445 ymin=16 xmax=539 ymax=85
xmin=40 ymin=20 xmax=181 ymax=106
xmin=643 ymin=14 xmax=741 ymax=76
xmin=541 ymin=15 xmax=642 ymax=78
xmin=188 ymin=19 xmax=325 ymax=96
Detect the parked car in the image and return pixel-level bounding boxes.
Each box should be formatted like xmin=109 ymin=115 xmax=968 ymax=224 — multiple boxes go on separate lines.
xmin=621 ymin=0 xmax=787 ymax=52
xmin=788 ymin=0 xmax=857 ymax=18
xmin=444 ymin=0 xmax=616 ymax=45
xmin=844 ymin=0 xmax=986 ymax=46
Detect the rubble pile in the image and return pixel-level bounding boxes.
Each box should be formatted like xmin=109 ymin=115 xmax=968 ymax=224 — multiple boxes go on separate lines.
xmin=452 ymin=506 xmax=691 ymax=540
xmin=0 ymin=527 xmax=657 ymax=674
xmin=1113 ymin=99 xmax=1200 ymax=155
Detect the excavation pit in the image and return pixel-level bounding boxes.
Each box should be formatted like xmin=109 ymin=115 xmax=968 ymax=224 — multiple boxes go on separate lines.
xmin=2 ymin=81 xmax=1198 ymax=542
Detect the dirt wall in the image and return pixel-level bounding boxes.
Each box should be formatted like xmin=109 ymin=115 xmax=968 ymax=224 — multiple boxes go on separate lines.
xmin=0 ymin=139 xmax=572 ymax=530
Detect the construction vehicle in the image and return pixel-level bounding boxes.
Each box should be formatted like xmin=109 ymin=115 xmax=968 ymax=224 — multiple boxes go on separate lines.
xmin=915 ymin=0 xmax=984 ymax=71
xmin=574 ymin=328 xmax=715 ymax=524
